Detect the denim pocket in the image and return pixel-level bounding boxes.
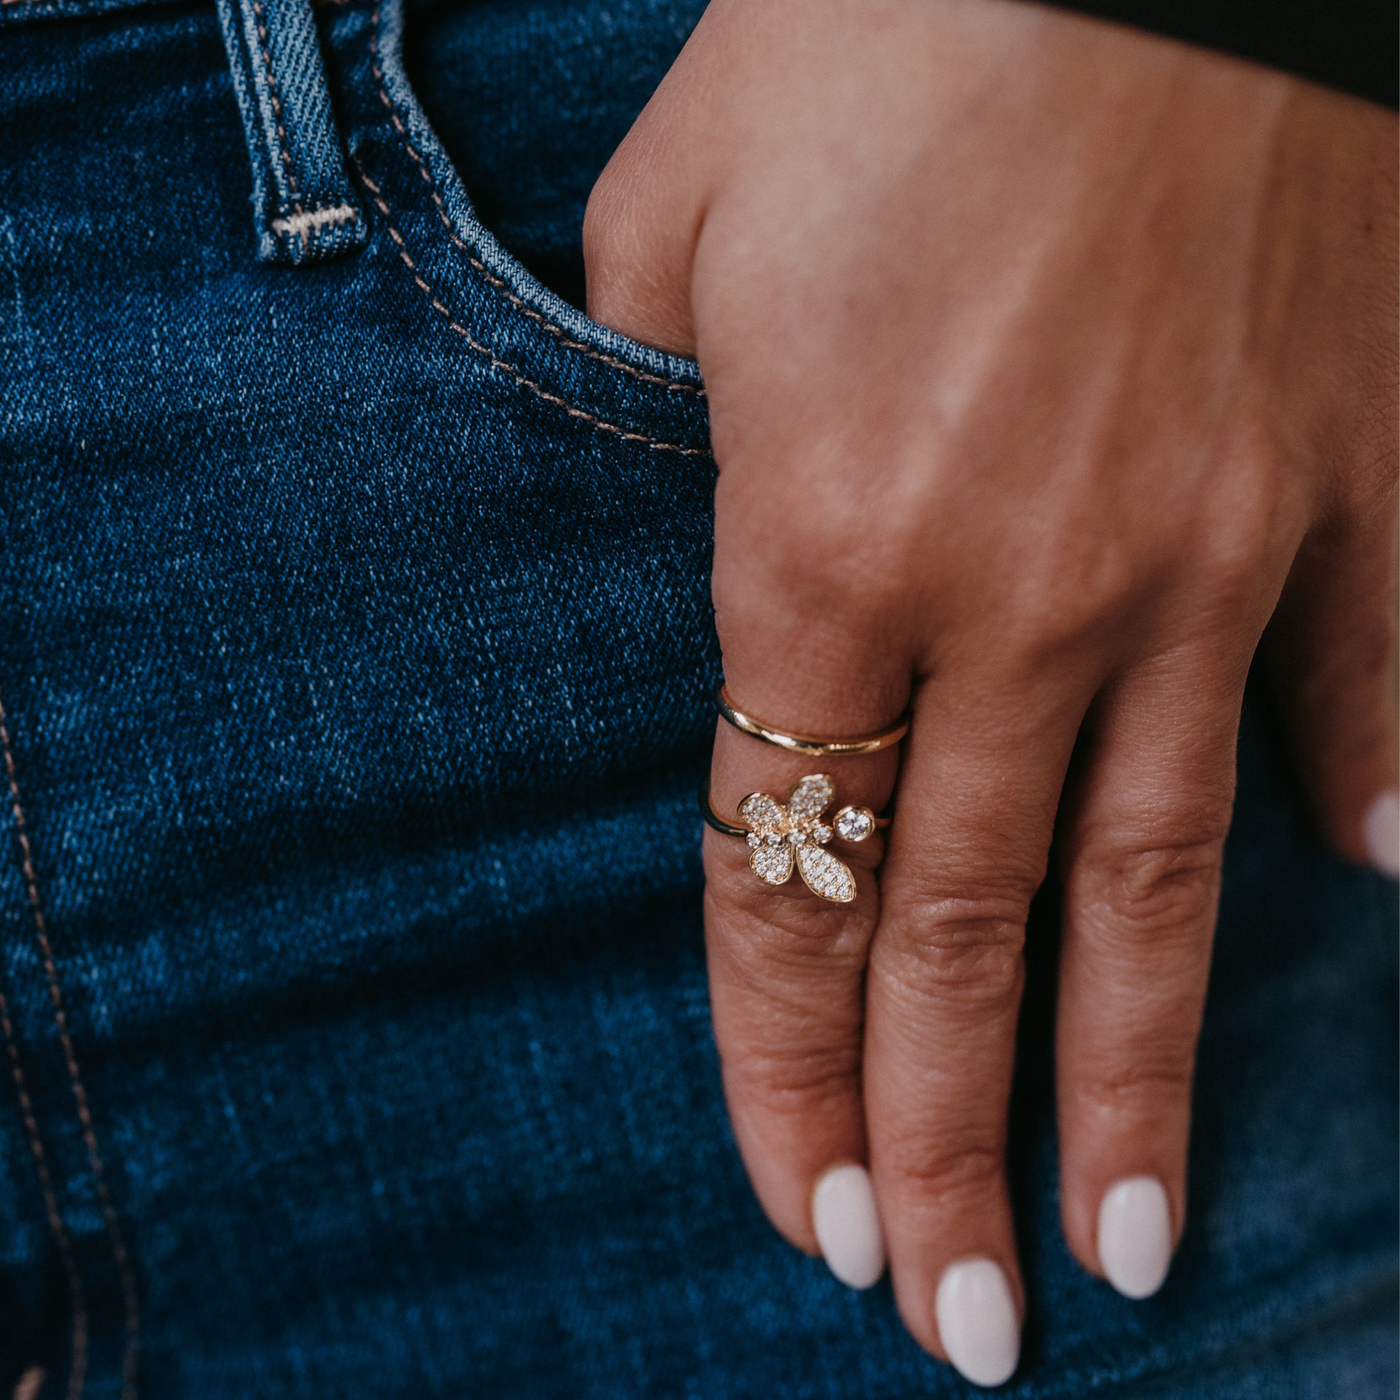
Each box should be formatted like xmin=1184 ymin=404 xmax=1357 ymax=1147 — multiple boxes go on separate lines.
xmin=324 ymin=0 xmax=712 ymax=461
xmin=0 ymin=0 xmax=721 ymax=1049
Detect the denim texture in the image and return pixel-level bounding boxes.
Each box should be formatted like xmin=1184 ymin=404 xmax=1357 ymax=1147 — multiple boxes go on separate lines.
xmin=0 ymin=0 xmax=1395 ymax=1396
xmin=216 ymin=0 xmax=369 ymax=263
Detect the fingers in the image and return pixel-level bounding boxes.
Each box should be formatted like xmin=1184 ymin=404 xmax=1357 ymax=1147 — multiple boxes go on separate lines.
xmin=862 ymin=666 xmax=1090 ymax=1381
xmin=1054 ymin=645 xmax=1245 ymax=1300
xmin=702 ymin=469 xmax=917 ymax=1281
xmin=1264 ymin=508 xmax=1399 ymax=877
xmin=704 ymin=662 xmax=905 ymax=1282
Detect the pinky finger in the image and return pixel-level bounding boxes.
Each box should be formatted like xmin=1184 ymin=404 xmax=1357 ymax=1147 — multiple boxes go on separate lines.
xmin=1264 ymin=508 xmax=1399 ymax=877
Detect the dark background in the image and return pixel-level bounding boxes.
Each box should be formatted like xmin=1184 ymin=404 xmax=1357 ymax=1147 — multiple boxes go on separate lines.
xmin=404 ymin=0 xmax=1399 ymax=309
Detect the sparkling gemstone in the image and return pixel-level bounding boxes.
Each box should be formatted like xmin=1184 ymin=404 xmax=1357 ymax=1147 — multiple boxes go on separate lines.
xmin=795 ymin=843 xmax=856 ymax=902
xmin=738 ymin=791 xmax=785 ymax=833
xmin=751 ymin=842 xmax=795 ymax=885
xmin=787 ymin=774 xmax=835 ymax=822
xmin=812 ymin=824 xmax=833 ymax=844
xmin=834 ymin=806 xmax=875 ymax=842
xmin=766 ymin=832 xmax=783 ymax=846
xmin=746 ymin=832 xmax=761 ymax=848
xmin=788 ymin=831 xmax=807 ymax=845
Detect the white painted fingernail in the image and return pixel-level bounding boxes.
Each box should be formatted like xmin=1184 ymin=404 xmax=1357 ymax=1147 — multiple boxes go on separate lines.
xmin=812 ymin=1163 xmax=885 ymax=1289
xmin=1098 ymin=1176 xmax=1173 ymax=1299
xmin=935 ymin=1256 xmax=1020 ymax=1388
xmin=1364 ymin=791 xmax=1399 ymax=878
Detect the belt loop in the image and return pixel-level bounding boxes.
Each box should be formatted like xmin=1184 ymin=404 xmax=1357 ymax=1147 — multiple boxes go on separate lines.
xmin=216 ymin=0 xmax=368 ymax=265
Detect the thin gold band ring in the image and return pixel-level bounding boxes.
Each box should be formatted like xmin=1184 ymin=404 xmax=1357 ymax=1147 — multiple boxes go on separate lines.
xmin=715 ymin=684 xmax=911 ymax=757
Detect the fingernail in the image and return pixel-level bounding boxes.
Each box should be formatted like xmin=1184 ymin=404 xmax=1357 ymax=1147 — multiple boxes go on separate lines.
xmin=1098 ymin=1176 xmax=1173 ymax=1299
xmin=1364 ymin=791 xmax=1399 ymax=878
xmin=812 ymin=1163 xmax=885 ymax=1289
xmin=934 ymin=1256 xmax=1020 ymax=1388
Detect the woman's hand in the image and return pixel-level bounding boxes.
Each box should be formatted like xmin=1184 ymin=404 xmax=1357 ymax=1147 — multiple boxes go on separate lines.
xmin=584 ymin=0 xmax=1397 ymax=1383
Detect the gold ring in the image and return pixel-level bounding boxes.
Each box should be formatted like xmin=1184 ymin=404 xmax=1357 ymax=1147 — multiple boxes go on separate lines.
xmin=715 ymin=683 xmax=911 ymax=757
xmin=699 ymin=773 xmax=889 ymax=904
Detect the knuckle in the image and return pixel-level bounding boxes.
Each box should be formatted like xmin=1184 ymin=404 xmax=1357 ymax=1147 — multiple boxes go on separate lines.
xmin=1198 ymin=531 xmax=1272 ymax=608
xmin=888 ymin=1139 xmax=1005 ymax=1203
xmin=1072 ymin=1059 xmax=1196 ymax=1119
xmin=1193 ymin=462 xmax=1295 ymax=607
xmin=880 ymin=895 xmax=1027 ymax=1009
xmin=725 ymin=1043 xmax=862 ymax=1113
xmin=704 ymin=862 xmax=875 ymax=973
xmin=1024 ymin=552 xmax=1143 ymax=654
xmin=1077 ymin=834 xmax=1226 ymax=943
xmin=715 ymin=519 xmax=893 ymax=628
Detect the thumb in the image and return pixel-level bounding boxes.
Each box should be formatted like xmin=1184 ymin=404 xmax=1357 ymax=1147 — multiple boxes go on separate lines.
xmin=1264 ymin=505 xmax=1399 ymax=877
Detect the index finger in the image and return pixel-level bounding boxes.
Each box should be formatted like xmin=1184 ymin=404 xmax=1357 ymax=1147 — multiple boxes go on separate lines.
xmin=704 ymin=639 xmax=906 ymax=1285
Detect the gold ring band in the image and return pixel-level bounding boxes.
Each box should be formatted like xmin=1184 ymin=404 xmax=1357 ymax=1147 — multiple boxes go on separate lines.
xmin=715 ymin=683 xmax=911 ymax=757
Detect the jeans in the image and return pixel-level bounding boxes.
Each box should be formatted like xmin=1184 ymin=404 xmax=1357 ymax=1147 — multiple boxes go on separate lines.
xmin=0 ymin=0 xmax=1395 ymax=1395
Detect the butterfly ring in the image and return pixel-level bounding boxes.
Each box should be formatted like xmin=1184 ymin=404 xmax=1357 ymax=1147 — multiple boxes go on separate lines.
xmin=700 ymin=773 xmax=891 ymax=904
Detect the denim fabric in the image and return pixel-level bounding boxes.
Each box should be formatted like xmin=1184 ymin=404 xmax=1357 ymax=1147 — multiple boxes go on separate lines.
xmin=216 ymin=0 xmax=368 ymax=263
xmin=402 ymin=0 xmax=711 ymax=309
xmin=0 ymin=0 xmax=1395 ymax=1397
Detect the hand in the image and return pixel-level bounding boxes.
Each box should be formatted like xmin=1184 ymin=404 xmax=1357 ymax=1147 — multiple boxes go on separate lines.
xmin=584 ymin=0 xmax=1398 ymax=1384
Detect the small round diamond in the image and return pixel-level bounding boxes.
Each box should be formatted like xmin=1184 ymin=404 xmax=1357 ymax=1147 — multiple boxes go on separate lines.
xmin=834 ymin=807 xmax=875 ymax=842
xmin=788 ymin=830 xmax=807 ymax=845
xmin=812 ymin=824 xmax=833 ymax=844
xmin=766 ymin=832 xmax=783 ymax=846
xmin=746 ymin=832 xmax=761 ymax=848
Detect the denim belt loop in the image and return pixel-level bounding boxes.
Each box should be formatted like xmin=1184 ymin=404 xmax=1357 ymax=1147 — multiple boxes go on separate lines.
xmin=216 ymin=0 xmax=368 ymax=265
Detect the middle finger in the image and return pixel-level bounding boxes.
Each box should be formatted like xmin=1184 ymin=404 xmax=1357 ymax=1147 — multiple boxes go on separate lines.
xmin=866 ymin=662 xmax=1093 ymax=1386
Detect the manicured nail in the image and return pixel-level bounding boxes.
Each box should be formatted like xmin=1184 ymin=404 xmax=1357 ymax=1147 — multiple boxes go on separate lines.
xmin=1364 ymin=791 xmax=1399 ymax=878
xmin=934 ymin=1256 xmax=1019 ymax=1388
xmin=812 ymin=1163 xmax=885 ymax=1289
xmin=1098 ymin=1176 xmax=1172 ymax=1299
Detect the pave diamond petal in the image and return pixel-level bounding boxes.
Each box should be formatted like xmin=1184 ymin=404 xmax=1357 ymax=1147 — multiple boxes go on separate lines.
xmin=796 ymin=842 xmax=856 ymax=902
xmin=787 ymin=774 xmax=835 ymax=823
xmin=738 ymin=792 xmax=785 ymax=835
xmin=833 ymin=805 xmax=876 ymax=843
xmin=750 ymin=842 xmax=796 ymax=886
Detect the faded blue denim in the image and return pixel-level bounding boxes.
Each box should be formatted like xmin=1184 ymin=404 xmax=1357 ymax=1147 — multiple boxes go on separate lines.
xmin=0 ymin=0 xmax=1395 ymax=1396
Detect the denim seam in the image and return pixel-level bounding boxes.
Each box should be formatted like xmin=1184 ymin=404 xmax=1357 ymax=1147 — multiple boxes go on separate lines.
xmin=0 ymin=693 xmax=141 ymax=1400
xmin=270 ymin=203 xmax=359 ymax=239
xmin=248 ymin=0 xmax=303 ymax=218
xmin=0 ymin=985 xmax=88 ymax=1400
xmin=367 ymin=0 xmax=705 ymax=399
xmin=355 ymin=163 xmax=711 ymax=456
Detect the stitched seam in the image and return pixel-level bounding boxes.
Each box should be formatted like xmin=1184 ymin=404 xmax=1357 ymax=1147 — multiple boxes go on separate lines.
xmin=0 ymin=693 xmax=140 ymax=1400
xmin=249 ymin=0 xmax=304 ymax=223
xmin=0 ymin=986 xmax=88 ymax=1400
xmin=270 ymin=203 xmax=358 ymax=237
xmin=367 ymin=0 xmax=704 ymax=399
xmin=355 ymin=163 xmax=710 ymax=457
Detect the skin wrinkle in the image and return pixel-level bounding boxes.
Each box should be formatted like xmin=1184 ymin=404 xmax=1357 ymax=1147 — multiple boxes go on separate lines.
xmin=873 ymin=934 xmax=1027 ymax=1021
xmin=881 ymin=1141 xmax=1008 ymax=1203
xmin=1070 ymin=845 xmax=1226 ymax=943
xmin=725 ymin=1052 xmax=865 ymax=1110
xmin=706 ymin=893 xmax=875 ymax=970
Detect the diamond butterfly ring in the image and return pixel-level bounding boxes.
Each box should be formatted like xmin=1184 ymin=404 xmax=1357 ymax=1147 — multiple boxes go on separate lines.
xmin=700 ymin=684 xmax=904 ymax=903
